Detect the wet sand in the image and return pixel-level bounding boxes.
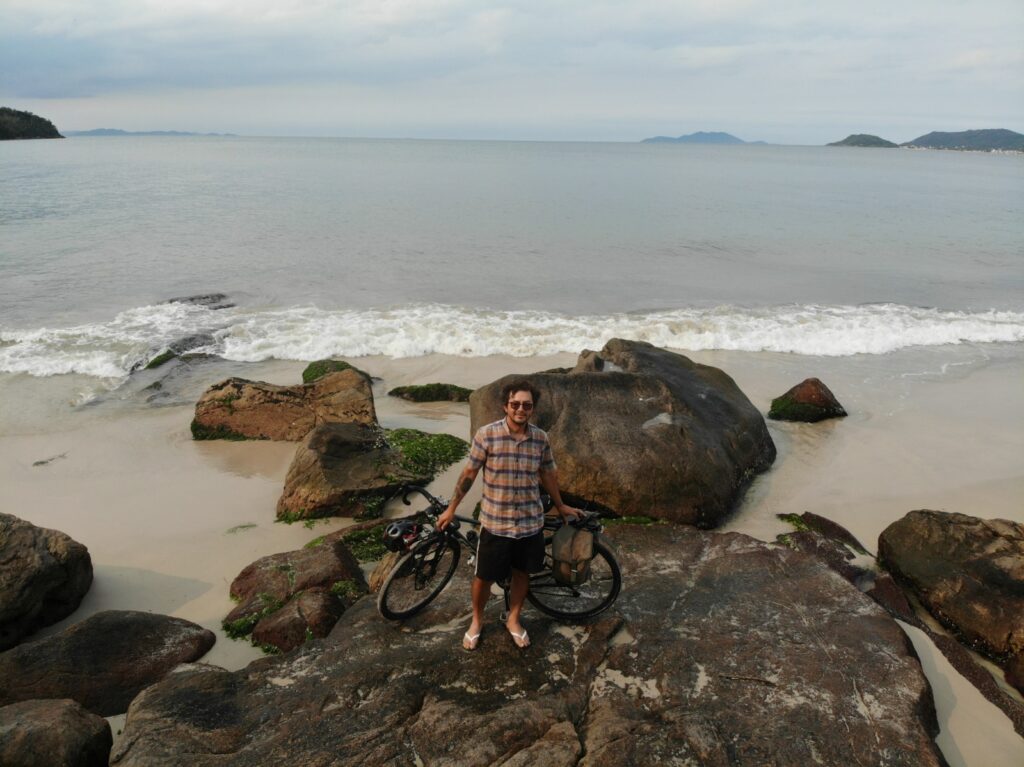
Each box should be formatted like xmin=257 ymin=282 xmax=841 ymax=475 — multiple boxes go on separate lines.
xmin=0 ymin=345 xmax=1021 ymax=765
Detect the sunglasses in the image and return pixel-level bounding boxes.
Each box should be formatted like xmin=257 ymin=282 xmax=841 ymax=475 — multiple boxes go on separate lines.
xmin=507 ymin=401 xmax=534 ymax=411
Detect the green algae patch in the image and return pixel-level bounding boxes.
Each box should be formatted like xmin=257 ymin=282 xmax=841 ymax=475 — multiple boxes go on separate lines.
xmin=768 ymin=397 xmax=829 ymax=422
xmin=777 ymin=513 xmax=811 ymax=532
xmin=302 ymin=359 xmax=363 ymax=384
xmin=388 ymin=382 xmax=473 ymax=403
xmin=342 ymin=526 xmax=388 ymax=563
xmin=387 ymin=428 xmax=469 ymax=477
xmin=604 ymin=515 xmax=660 ymax=526
xmin=145 ymin=350 xmax=177 ymax=369
xmin=222 ymin=593 xmax=284 ymax=639
xmin=330 ymin=579 xmax=366 ymax=605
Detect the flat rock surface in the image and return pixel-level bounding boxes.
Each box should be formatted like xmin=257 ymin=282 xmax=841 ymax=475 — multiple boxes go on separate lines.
xmin=470 ymin=339 xmax=776 ymax=527
xmin=192 ymin=368 xmax=376 ymax=441
xmin=0 ymin=610 xmax=216 ymax=716
xmin=0 ymin=513 xmax=93 ymax=651
xmin=0 ymin=698 xmax=112 ymax=767
xmin=879 ymin=509 xmax=1024 ymax=691
xmin=111 ymin=525 xmax=944 ymax=766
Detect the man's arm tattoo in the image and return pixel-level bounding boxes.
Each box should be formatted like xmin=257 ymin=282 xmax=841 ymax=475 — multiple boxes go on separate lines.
xmin=450 ymin=473 xmax=475 ymax=506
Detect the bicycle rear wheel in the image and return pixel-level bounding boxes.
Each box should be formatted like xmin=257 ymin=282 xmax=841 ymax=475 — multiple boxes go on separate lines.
xmin=378 ymin=536 xmax=461 ymax=620
xmin=526 ymin=540 xmax=621 ymax=622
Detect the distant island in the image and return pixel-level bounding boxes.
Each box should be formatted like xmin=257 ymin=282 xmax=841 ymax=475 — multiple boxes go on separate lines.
xmin=827 ymin=128 xmax=1023 ymax=152
xmin=642 ymin=131 xmax=765 ymax=145
xmin=902 ymin=129 xmax=1024 ymax=151
xmin=828 ymin=134 xmax=898 ymax=148
xmin=0 ymin=107 xmax=63 ymax=140
xmin=65 ymin=129 xmax=237 ymax=137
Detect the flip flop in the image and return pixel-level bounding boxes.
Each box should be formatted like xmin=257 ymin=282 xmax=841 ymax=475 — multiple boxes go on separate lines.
xmin=507 ymin=626 xmax=530 ymax=648
xmin=462 ymin=631 xmax=481 ymax=652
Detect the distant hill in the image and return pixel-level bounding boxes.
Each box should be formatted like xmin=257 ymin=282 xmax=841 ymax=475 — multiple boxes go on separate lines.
xmin=0 ymin=107 xmax=63 ymax=140
xmin=65 ymin=129 xmax=237 ymax=137
xmin=643 ymin=131 xmax=760 ymax=145
xmin=827 ymin=134 xmax=898 ymax=148
xmin=902 ymin=129 xmax=1024 ymax=151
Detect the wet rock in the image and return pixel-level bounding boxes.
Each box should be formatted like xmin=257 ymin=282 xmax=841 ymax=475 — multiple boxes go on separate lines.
xmin=879 ymin=510 xmax=1024 ymax=692
xmin=1007 ymin=653 xmax=1024 ymax=691
xmin=165 ymin=293 xmax=234 ymax=309
xmin=0 ymin=698 xmax=112 ymax=767
xmin=223 ymin=538 xmax=366 ymax=652
xmin=768 ymin=377 xmax=847 ymax=422
xmin=250 ymin=587 xmax=344 ymax=653
xmin=471 ymin=339 xmax=776 ymax=527
xmin=388 ymin=382 xmax=473 ymax=402
xmin=191 ymin=368 xmax=376 ymax=441
xmin=301 ymin=359 xmax=368 ymax=384
xmin=111 ymin=525 xmax=943 ymax=766
xmin=0 ymin=610 xmax=215 ymax=716
xmin=0 ymin=513 xmax=93 ymax=651
xmin=276 ymin=424 xmax=442 ymax=521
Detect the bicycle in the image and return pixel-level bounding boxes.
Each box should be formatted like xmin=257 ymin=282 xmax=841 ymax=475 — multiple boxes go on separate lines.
xmin=376 ymin=485 xmax=622 ymax=623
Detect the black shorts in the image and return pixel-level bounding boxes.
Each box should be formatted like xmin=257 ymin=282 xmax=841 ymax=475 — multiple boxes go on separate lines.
xmin=475 ymin=528 xmax=545 ymax=583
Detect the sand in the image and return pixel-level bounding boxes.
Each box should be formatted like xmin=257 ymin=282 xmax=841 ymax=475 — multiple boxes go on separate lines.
xmin=1 ymin=345 xmax=1021 ymax=765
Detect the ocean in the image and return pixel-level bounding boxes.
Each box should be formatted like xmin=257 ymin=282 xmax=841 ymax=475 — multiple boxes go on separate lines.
xmin=1 ymin=136 xmax=1022 ymax=390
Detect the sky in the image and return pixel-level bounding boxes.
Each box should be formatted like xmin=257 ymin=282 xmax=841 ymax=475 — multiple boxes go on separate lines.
xmin=2 ymin=0 xmax=1022 ymax=144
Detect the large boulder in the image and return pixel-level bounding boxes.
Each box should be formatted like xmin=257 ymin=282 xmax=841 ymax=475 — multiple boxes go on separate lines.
xmin=470 ymin=339 xmax=775 ymax=527
xmin=276 ymin=424 xmax=466 ymax=521
xmin=223 ymin=538 xmax=366 ymax=652
xmin=191 ymin=368 xmax=376 ymax=441
xmin=0 ymin=698 xmax=112 ymax=767
xmin=879 ymin=510 xmax=1024 ymax=692
xmin=0 ymin=513 xmax=93 ymax=651
xmin=768 ymin=377 xmax=847 ymax=422
xmin=0 ymin=610 xmax=215 ymax=716
xmin=110 ymin=525 xmax=944 ymax=766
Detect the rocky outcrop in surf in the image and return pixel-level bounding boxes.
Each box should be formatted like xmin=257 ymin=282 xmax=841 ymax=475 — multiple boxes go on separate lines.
xmin=0 ymin=610 xmax=215 ymax=716
xmin=470 ymin=339 xmax=775 ymax=527
xmin=110 ymin=524 xmax=945 ymax=766
xmin=191 ymin=368 xmax=376 ymax=441
xmin=768 ymin=378 xmax=847 ymax=421
xmin=0 ymin=514 xmax=93 ymax=651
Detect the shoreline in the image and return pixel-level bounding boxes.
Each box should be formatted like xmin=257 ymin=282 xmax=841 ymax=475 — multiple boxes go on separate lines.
xmin=1 ymin=345 xmax=1022 ymax=765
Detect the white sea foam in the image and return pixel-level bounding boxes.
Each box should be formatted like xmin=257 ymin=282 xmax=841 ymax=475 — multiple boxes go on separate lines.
xmin=2 ymin=302 xmax=1023 ymax=379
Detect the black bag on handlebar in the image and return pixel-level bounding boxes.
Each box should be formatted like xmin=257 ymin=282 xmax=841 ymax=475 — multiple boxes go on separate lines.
xmin=551 ymin=524 xmax=595 ymax=586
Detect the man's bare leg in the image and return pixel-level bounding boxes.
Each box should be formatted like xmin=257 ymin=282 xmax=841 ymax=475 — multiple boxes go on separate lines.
xmin=464 ymin=576 xmax=490 ymax=650
xmin=505 ymin=568 xmax=530 ymax=647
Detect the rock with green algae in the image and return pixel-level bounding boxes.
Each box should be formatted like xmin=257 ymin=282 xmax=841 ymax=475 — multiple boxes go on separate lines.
xmin=302 ymin=359 xmax=368 ymax=384
xmin=388 ymin=382 xmax=472 ymax=402
xmin=768 ymin=378 xmax=847 ymax=422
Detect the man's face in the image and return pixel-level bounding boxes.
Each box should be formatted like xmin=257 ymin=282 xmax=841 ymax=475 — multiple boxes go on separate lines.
xmin=504 ymin=390 xmax=534 ymax=426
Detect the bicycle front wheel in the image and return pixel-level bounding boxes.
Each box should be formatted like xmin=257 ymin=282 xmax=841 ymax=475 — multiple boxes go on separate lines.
xmin=378 ymin=536 xmax=461 ymax=620
xmin=527 ymin=541 xmax=621 ymax=622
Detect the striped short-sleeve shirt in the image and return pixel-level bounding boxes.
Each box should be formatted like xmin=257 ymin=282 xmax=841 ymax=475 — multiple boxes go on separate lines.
xmin=469 ymin=418 xmax=556 ymax=538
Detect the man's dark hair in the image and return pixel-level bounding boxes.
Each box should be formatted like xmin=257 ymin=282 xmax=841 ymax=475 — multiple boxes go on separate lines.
xmin=501 ymin=379 xmax=541 ymax=406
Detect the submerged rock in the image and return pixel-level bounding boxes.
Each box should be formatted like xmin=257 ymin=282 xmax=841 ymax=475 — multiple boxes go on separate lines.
xmin=0 ymin=514 xmax=93 ymax=651
xmin=768 ymin=377 xmax=847 ymax=422
xmin=388 ymin=382 xmax=473 ymax=402
xmin=470 ymin=339 xmax=775 ymax=527
xmin=879 ymin=509 xmax=1024 ymax=692
xmin=0 ymin=610 xmax=215 ymax=716
xmin=191 ymin=368 xmax=376 ymax=441
xmin=0 ymin=698 xmax=112 ymax=767
xmin=111 ymin=525 xmax=944 ymax=766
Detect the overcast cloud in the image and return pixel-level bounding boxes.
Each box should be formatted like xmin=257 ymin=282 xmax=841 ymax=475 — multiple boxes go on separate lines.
xmin=1 ymin=0 xmax=1021 ymax=143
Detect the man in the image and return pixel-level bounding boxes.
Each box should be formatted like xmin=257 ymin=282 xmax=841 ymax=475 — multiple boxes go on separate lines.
xmin=438 ymin=379 xmax=581 ymax=651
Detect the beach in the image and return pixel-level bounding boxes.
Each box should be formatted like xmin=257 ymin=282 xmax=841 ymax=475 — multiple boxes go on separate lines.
xmin=2 ymin=343 xmax=1022 ymax=765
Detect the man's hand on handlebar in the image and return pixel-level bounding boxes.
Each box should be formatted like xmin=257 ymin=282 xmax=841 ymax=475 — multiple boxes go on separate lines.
xmin=557 ymin=504 xmax=584 ymax=522
xmin=437 ymin=507 xmax=456 ymax=530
